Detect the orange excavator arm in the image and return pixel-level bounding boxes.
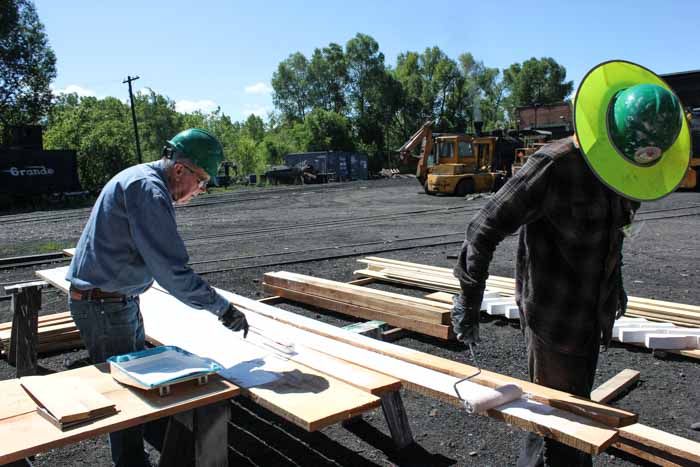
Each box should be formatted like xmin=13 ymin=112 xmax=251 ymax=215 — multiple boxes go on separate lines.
xmin=398 ymin=120 xmax=434 ymax=161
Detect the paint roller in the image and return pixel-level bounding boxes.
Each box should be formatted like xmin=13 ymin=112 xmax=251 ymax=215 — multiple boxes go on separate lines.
xmin=453 ymin=344 xmax=523 ymax=413
xmin=247 ymin=325 xmax=296 ymax=356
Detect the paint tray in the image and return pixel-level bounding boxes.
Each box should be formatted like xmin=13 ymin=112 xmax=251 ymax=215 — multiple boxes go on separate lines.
xmin=108 ymin=346 xmax=222 ymax=396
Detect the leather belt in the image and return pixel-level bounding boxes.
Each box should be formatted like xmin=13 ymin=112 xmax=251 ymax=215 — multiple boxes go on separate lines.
xmin=69 ymin=287 xmax=129 ymax=302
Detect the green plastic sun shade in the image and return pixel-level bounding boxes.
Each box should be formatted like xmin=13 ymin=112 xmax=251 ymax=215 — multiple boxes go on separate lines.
xmin=574 ymin=61 xmax=691 ymax=201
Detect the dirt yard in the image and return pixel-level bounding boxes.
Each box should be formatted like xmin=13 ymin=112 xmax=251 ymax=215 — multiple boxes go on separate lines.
xmin=1 ymin=177 xmax=699 ymax=466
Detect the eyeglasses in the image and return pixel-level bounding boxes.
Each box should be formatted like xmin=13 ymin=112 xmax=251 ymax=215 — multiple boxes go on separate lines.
xmin=181 ymin=164 xmax=209 ymax=189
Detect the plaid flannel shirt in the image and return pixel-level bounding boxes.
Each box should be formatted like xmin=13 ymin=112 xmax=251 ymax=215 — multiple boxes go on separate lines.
xmin=454 ymin=137 xmax=638 ymax=355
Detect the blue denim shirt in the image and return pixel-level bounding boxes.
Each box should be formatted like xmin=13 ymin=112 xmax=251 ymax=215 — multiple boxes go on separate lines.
xmin=66 ymin=160 xmax=229 ymax=316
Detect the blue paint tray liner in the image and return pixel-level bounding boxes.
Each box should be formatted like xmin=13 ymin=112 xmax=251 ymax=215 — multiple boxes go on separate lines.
xmin=107 ymin=346 xmax=222 ymax=391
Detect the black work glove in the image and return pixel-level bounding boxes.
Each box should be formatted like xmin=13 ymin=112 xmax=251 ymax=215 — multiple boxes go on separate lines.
xmin=451 ymin=292 xmax=483 ymax=345
xmin=616 ymin=285 xmax=628 ymax=320
xmin=219 ymin=304 xmax=249 ymax=338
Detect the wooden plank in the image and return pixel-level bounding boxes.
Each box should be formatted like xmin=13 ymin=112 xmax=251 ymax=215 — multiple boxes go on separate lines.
xmin=228 ymin=286 xmax=637 ymax=429
xmin=362 ymin=257 xmax=700 ymax=323
xmin=37 ymin=266 xmax=633 ymax=428
xmin=590 ymin=370 xmax=640 ymax=404
xmin=424 ymin=291 xmax=456 ymax=303
xmin=20 ymin=374 xmax=116 ymax=425
xmin=264 ymin=271 xmax=451 ymax=324
xmin=0 ymin=312 xmax=73 ymax=332
xmin=37 ymin=267 xmax=386 ymax=433
xmin=354 ymin=268 xmax=456 ymax=293
xmin=615 ymin=423 xmax=700 ymax=465
xmin=256 ymin=276 xmax=377 ymax=306
xmin=136 ymin=287 xmax=382 ymax=432
xmin=270 ymin=271 xmax=453 ymax=320
xmin=241 ymin=364 xmax=380 ymax=432
xmin=226 ymin=301 xmax=618 ymax=455
xmin=0 ymin=364 xmax=239 ymax=465
xmin=264 ymin=283 xmax=454 ymax=340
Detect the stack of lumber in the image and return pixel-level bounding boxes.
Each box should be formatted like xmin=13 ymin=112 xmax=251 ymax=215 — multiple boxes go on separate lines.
xmin=355 ymin=257 xmax=700 ymax=357
xmin=356 ymin=256 xmax=700 ymax=327
xmin=221 ymin=286 xmax=700 ymax=465
xmin=262 ymin=271 xmax=454 ymax=340
xmin=37 ymin=266 xmax=626 ymax=455
xmin=32 ymin=266 xmax=700 ymax=464
xmin=19 ymin=374 xmax=117 ymax=430
xmin=0 ymin=312 xmax=81 ymax=355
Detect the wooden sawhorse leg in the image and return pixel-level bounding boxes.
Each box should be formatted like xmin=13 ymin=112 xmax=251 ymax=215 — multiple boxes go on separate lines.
xmin=159 ymin=400 xmax=230 ymax=467
xmin=4 ymin=281 xmax=47 ymax=378
xmin=380 ymin=390 xmax=414 ymax=449
xmin=342 ymin=390 xmax=414 ymax=450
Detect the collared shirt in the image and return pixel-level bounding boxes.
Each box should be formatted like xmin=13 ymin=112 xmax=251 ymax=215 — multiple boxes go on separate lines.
xmin=454 ymin=137 xmax=638 ymax=355
xmin=66 ymin=160 xmax=229 ymax=316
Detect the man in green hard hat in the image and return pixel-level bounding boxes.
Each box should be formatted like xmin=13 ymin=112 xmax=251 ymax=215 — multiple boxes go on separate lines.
xmin=66 ymin=128 xmax=249 ymax=467
xmin=451 ymin=61 xmax=690 ymax=466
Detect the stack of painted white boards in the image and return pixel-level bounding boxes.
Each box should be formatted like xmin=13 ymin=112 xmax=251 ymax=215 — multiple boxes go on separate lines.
xmin=354 ymin=256 xmax=700 ymax=356
xmin=26 ymin=266 xmax=700 ymax=465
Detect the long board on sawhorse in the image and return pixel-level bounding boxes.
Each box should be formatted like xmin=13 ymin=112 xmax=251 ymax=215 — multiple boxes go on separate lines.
xmin=35 ymin=267 xmax=411 ymax=448
xmin=0 ymin=363 xmax=239 ymax=466
xmin=37 ymin=266 xmax=617 ymax=455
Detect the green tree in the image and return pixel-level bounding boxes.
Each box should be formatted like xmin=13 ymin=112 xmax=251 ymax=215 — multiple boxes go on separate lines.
xmin=307 ymin=43 xmax=348 ymax=114
xmin=242 ymin=114 xmax=265 ymax=143
xmin=345 ymin=33 xmax=386 ymax=119
xmin=271 ymin=52 xmax=311 ymax=122
xmin=503 ymin=57 xmax=574 ymax=107
xmin=134 ymin=89 xmax=181 ymax=161
xmin=297 ymin=108 xmax=355 ymax=152
xmin=44 ymin=95 xmax=135 ymax=191
xmin=394 ymin=51 xmax=426 ymax=138
xmin=0 ymin=0 xmax=57 ymax=127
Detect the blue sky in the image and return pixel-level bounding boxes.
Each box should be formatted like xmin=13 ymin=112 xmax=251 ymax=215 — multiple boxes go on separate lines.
xmin=35 ymin=0 xmax=698 ymax=122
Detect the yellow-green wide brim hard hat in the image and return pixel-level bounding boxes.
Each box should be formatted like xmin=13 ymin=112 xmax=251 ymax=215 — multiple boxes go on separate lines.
xmin=574 ymin=60 xmax=691 ymax=201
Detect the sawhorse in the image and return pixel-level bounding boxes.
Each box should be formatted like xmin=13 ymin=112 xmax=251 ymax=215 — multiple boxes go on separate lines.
xmin=343 ymin=389 xmax=414 ymax=449
xmin=4 ymin=281 xmax=47 ymax=378
xmin=159 ymin=401 xmax=231 ymax=467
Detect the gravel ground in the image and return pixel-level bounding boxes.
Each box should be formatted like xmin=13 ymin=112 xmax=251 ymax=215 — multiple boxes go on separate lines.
xmin=1 ymin=177 xmax=699 ymax=466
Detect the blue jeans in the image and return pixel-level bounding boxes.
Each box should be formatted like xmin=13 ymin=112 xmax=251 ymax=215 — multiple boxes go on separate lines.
xmin=69 ymin=295 xmax=150 ymax=467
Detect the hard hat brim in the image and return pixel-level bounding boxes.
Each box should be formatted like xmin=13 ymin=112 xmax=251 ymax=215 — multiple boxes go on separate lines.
xmin=574 ymin=60 xmax=691 ymax=201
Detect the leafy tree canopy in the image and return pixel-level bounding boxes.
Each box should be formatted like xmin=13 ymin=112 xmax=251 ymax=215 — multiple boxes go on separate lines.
xmin=0 ymin=0 xmax=56 ymax=127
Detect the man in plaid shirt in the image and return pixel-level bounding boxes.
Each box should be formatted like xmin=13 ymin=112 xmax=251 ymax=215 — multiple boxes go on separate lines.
xmin=453 ymin=136 xmax=637 ymax=465
xmin=452 ymin=61 xmax=691 ymax=466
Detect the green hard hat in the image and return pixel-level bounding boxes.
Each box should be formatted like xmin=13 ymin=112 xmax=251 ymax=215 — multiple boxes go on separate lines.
xmin=607 ymin=83 xmax=683 ymax=165
xmin=167 ymin=128 xmax=224 ymax=185
xmin=574 ymin=60 xmax=691 ymax=201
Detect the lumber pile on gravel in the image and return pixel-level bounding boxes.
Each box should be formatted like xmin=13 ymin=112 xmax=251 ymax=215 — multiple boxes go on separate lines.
xmin=0 ymin=311 xmax=81 ymax=355
xmin=354 ymin=256 xmax=700 ymax=356
xmin=262 ymin=271 xmax=454 ymax=339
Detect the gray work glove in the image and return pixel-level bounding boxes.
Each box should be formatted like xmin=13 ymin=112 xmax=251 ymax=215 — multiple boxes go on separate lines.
xmin=219 ymin=304 xmax=249 ymax=338
xmin=451 ymin=292 xmax=482 ymax=345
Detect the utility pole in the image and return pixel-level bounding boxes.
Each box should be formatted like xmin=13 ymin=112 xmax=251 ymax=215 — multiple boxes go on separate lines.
xmin=123 ymin=75 xmax=142 ymax=164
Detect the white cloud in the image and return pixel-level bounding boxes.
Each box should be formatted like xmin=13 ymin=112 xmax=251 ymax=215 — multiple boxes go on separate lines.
xmin=52 ymin=84 xmax=96 ymax=97
xmin=242 ymin=104 xmax=269 ymax=117
xmin=175 ymin=99 xmax=219 ymax=114
xmin=244 ymin=82 xmax=272 ymax=95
